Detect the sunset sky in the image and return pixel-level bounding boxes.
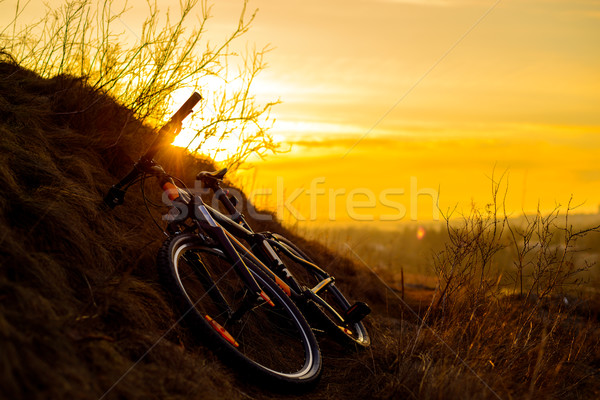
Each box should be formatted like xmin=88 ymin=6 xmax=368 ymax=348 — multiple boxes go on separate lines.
xmin=211 ymin=0 xmax=600 ymax=225
xmin=4 ymin=0 xmax=599 ymax=225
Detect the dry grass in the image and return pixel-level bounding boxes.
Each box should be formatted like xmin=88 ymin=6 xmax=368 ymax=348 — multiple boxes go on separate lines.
xmin=0 ymin=62 xmax=599 ymax=400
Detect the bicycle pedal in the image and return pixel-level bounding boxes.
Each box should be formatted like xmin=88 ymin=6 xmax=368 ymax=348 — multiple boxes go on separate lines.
xmin=343 ymin=301 xmax=371 ymax=324
xmin=310 ymin=277 xmax=335 ymax=295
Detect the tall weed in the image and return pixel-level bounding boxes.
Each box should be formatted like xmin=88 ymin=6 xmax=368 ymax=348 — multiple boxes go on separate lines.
xmin=0 ymin=0 xmax=279 ymax=168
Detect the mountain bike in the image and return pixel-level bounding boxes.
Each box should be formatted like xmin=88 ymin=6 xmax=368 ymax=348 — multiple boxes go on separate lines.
xmin=191 ymin=171 xmax=371 ymax=349
xmin=104 ymin=92 xmax=370 ymax=387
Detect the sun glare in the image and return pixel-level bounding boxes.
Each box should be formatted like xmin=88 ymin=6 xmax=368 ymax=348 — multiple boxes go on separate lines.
xmin=167 ymin=82 xmax=247 ymax=162
xmin=416 ymin=226 xmax=426 ymax=240
xmin=172 ymin=128 xmax=248 ymax=162
xmin=166 ymin=73 xmax=285 ymax=165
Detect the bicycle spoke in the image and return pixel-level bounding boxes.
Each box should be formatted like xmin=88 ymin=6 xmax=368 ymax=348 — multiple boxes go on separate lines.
xmin=161 ymin=237 xmax=320 ymax=379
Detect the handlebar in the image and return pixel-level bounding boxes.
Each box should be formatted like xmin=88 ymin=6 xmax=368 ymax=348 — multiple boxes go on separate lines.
xmin=103 ymin=91 xmax=202 ymax=208
xmin=142 ymin=91 xmax=202 ymax=162
xmin=170 ymin=91 xmax=202 ymax=125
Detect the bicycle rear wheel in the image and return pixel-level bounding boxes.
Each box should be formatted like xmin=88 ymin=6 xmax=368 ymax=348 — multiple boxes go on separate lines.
xmin=269 ymin=234 xmax=370 ymax=348
xmin=157 ymin=233 xmax=322 ymax=387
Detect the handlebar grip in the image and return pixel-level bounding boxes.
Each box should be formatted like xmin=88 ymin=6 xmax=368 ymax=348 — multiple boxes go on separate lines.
xmin=170 ymin=92 xmax=202 ymax=124
xmin=140 ymin=91 xmax=202 ymax=163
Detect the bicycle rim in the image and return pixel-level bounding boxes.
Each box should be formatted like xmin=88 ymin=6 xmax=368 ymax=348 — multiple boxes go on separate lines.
xmin=164 ymin=234 xmax=321 ymax=383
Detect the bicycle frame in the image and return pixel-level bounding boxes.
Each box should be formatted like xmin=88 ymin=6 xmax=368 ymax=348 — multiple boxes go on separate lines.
xmin=104 ymin=91 xmax=355 ymax=328
xmin=196 ymin=192 xmax=351 ymax=326
xmin=166 ymin=189 xmax=350 ymax=326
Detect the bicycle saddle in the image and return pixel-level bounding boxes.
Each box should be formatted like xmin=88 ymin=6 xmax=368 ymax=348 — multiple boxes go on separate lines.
xmin=196 ymin=168 xmax=227 ymax=181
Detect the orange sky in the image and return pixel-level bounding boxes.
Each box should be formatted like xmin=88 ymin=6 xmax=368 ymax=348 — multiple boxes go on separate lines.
xmin=208 ymin=0 xmax=600 ymax=225
xmin=4 ymin=0 xmax=600 ymax=226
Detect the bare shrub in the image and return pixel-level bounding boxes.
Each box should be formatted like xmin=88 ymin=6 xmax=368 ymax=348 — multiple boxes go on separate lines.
xmin=507 ymin=198 xmax=599 ymax=303
xmin=434 ymin=172 xmax=508 ymax=313
xmin=434 ymin=172 xmax=599 ymax=315
xmin=0 ymin=0 xmax=279 ymax=169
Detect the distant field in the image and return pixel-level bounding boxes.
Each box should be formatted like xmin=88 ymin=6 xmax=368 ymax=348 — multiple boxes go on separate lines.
xmin=298 ymin=213 xmax=600 ymax=293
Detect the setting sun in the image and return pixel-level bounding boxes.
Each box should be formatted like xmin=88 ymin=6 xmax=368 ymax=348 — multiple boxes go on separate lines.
xmin=168 ymin=84 xmax=251 ymax=163
xmin=172 ymin=128 xmax=250 ymax=162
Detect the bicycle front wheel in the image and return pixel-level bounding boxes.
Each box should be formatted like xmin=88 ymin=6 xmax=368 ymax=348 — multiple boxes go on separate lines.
xmin=157 ymin=233 xmax=322 ymax=387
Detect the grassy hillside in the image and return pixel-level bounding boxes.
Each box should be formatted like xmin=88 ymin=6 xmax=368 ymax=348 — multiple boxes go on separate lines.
xmin=1 ymin=61 xmax=599 ymax=399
